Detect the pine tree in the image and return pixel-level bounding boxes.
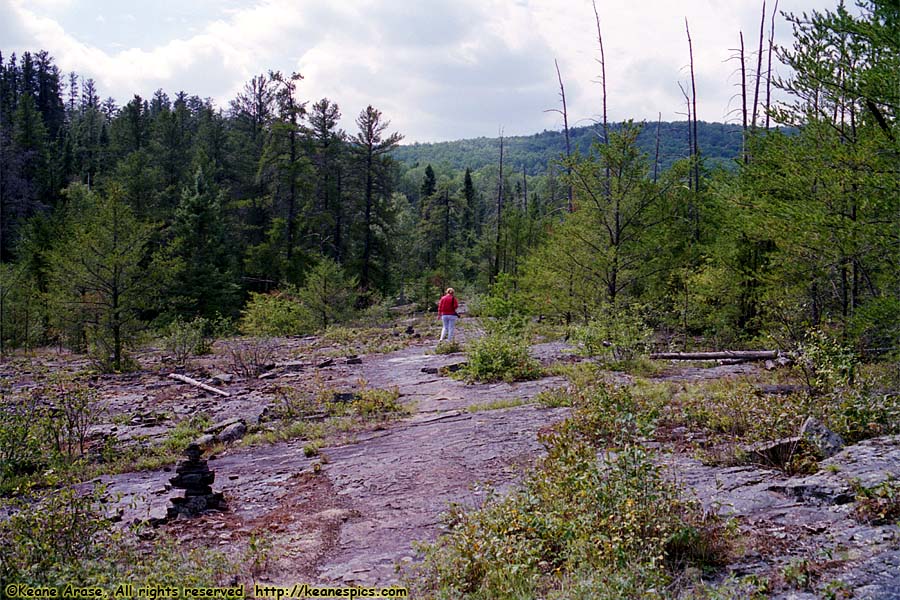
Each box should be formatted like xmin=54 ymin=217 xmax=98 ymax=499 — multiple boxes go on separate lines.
xmin=351 ymin=105 xmax=402 ymax=294
xmin=49 ymin=184 xmax=158 ymax=371
xmin=164 ymin=168 xmax=240 ymax=319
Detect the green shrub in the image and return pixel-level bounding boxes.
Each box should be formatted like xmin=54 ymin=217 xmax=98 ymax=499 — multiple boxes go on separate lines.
xmin=572 ymin=305 xmax=653 ymax=364
xmin=294 ymin=256 xmax=357 ymax=329
xmin=0 ymin=483 xmax=234 ymax=590
xmin=351 ymin=386 xmax=405 ymax=417
xmin=417 ymin=435 xmax=729 ymax=599
xmin=795 ymin=329 xmax=857 ymax=394
xmin=434 ymin=340 xmax=463 ymax=355
xmin=240 ymin=287 xmax=308 ymax=336
xmin=0 ymin=392 xmax=45 ymax=493
xmin=462 ymin=334 xmax=541 ymax=383
xmin=162 ymin=316 xmax=213 ymax=366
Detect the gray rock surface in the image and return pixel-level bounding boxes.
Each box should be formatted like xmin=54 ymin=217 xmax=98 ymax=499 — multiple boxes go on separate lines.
xmin=215 ymin=421 xmax=247 ymax=444
xmin=800 ymin=416 xmax=844 ymax=458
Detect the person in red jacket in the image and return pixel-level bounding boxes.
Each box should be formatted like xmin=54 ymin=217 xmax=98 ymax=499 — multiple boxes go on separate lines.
xmin=437 ymin=287 xmax=460 ymax=342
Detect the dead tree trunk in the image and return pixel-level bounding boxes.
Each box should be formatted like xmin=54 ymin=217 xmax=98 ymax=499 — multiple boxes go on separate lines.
xmin=765 ymin=0 xmax=778 ymax=130
xmin=751 ymin=1 xmax=766 ymax=130
xmin=492 ymin=130 xmax=504 ymax=283
xmin=593 ymin=0 xmax=611 ymax=198
xmin=686 ymin=18 xmax=700 ymax=239
xmin=740 ymin=32 xmax=749 ymax=163
xmin=653 ymin=112 xmax=661 ymax=184
xmin=553 ymin=60 xmax=574 ymax=213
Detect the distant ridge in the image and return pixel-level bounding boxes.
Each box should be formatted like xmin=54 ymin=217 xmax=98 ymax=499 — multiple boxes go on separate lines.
xmin=392 ymin=121 xmax=746 ymax=175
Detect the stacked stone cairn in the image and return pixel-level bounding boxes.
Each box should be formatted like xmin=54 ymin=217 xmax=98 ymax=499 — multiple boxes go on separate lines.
xmin=167 ymin=443 xmax=225 ymax=519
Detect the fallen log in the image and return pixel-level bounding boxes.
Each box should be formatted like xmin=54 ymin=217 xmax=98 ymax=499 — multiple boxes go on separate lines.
xmin=168 ymin=373 xmax=231 ymax=397
xmin=649 ymin=350 xmax=779 ymax=361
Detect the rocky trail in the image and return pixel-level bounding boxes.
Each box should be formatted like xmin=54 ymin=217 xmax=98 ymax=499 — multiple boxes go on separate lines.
xmin=12 ymin=326 xmax=897 ymax=597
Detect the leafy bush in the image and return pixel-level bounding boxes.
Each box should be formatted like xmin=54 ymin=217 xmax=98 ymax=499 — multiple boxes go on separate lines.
xmin=351 ymin=386 xmax=405 ymax=417
xmin=0 ymin=391 xmax=45 ymax=492
xmin=0 ymin=483 xmax=234 ymax=590
xmin=853 ymin=479 xmax=900 ymax=525
xmin=240 ymin=287 xmax=308 ymax=336
xmin=573 ymin=305 xmax=653 ymax=364
xmin=477 ymin=273 xmax=521 ymax=319
xmin=795 ymin=329 xmax=856 ymax=394
xmin=434 ymin=340 xmax=463 ymax=355
xmin=417 ymin=434 xmax=729 ymax=599
xmin=462 ymin=334 xmax=541 ymax=383
xmin=162 ymin=316 xmax=213 ymax=366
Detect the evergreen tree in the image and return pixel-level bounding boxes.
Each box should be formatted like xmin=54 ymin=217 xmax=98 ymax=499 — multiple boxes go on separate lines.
xmin=296 ymin=256 xmax=357 ymax=329
xmin=164 ymin=168 xmax=239 ymax=319
xmin=351 ymin=105 xmax=402 ymax=294
xmin=48 ymin=184 xmax=159 ymax=371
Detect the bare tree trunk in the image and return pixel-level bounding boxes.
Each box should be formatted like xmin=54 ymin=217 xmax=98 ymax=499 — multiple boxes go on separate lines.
xmin=740 ymin=32 xmax=749 ymax=163
xmin=765 ymin=0 xmax=778 ymax=130
xmin=443 ymin=188 xmax=450 ymax=249
xmin=522 ymin=165 xmax=527 ymax=213
xmin=686 ymin=18 xmax=701 ymax=240
xmin=751 ymin=1 xmax=766 ymax=130
xmin=679 ymin=82 xmax=693 ymax=188
xmin=653 ymin=112 xmax=661 ymax=184
xmin=553 ymin=60 xmax=574 ymax=213
xmin=492 ymin=130 xmax=504 ymax=283
xmin=593 ymin=0 xmax=611 ymax=198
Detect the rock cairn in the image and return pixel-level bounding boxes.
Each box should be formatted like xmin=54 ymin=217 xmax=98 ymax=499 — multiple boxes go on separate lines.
xmin=167 ymin=443 xmax=225 ymax=519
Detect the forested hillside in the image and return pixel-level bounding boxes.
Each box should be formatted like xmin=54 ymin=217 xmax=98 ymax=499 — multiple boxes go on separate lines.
xmin=0 ymin=0 xmax=897 ymax=368
xmin=392 ymin=120 xmax=747 ymax=174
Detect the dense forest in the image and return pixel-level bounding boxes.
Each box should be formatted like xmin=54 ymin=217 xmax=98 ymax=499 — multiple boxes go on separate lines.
xmin=0 ymin=0 xmax=897 ymax=371
xmin=393 ymin=120 xmax=748 ymax=175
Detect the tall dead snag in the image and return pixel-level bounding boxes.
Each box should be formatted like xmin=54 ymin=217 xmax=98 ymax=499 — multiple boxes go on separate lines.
xmin=765 ymin=0 xmax=779 ymax=130
xmin=654 ymin=112 xmax=661 ymax=183
xmin=679 ymin=82 xmax=693 ymax=180
xmin=552 ymin=60 xmax=574 ymax=213
xmin=752 ymin=1 xmax=767 ymax=130
xmin=522 ymin=164 xmax=528 ymax=212
xmin=492 ymin=129 xmax=504 ymax=283
xmin=593 ymin=0 xmax=611 ymax=198
xmin=686 ymin=18 xmax=700 ymax=240
xmin=740 ymin=31 xmax=750 ymax=163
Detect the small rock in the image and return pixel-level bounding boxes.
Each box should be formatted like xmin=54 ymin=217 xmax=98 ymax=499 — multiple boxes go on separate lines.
xmin=420 ymin=367 xmax=439 ymax=374
xmin=743 ymin=436 xmax=805 ymax=466
xmin=215 ymin=421 xmax=247 ymax=444
xmin=211 ymin=373 xmax=234 ymax=384
xmin=345 ymin=357 xmax=363 ymax=365
xmin=405 ymin=326 xmax=415 ymax=335
xmin=258 ymin=370 xmax=280 ymax=379
xmin=317 ymin=358 xmax=335 ymax=368
xmin=332 ymin=392 xmax=357 ymax=403
xmin=204 ymin=417 xmax=243 ymax=435
xmin=800 ymin=416 xmax=844 ymax=459
xmin=194 ymin=434 xmax=216 ymax=448
xmin=764 ymin=359 xmax=776 ymax=371
xmin=776 ymin=355 xmax=793 ymax=367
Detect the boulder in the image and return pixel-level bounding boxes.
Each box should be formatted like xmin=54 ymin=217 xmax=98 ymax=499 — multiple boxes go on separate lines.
xmin=800 ymin=416 xmax=844 ymax=459
xmin=215 ymin=421 xmax=247 ymax=444
xmin=193 ymin=433 xmax=216 ymax=448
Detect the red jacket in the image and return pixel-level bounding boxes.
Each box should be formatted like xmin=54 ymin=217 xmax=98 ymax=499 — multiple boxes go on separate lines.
xmin=438 ymin=294 xmax=459 ymax=316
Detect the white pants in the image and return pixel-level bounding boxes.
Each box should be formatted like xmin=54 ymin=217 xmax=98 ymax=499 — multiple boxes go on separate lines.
xmin=440 ymin=315 xmax=458 ymax=341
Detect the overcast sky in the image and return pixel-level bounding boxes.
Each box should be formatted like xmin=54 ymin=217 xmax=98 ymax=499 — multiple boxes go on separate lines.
xmin=2 ymin=0 xmax=840 ymax=142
